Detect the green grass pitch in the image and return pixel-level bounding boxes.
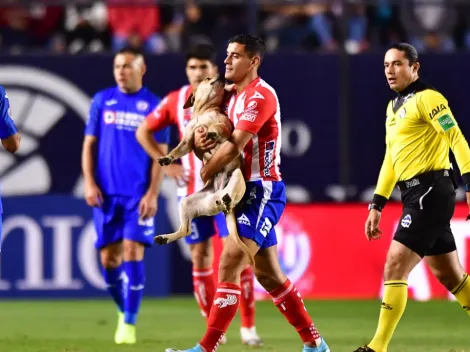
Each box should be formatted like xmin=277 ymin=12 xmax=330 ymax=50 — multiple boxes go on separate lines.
xmin=0 ymin=298 xmax=468 ymax=352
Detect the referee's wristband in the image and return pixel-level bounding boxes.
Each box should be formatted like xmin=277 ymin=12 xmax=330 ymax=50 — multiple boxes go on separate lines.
xmin=371 ymin=194 xmax=388 ymax=210
xmin=462 ymin=173 xmax=470 ymax=191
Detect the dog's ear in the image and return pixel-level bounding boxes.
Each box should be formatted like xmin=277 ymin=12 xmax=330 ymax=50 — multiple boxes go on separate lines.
xmin=183 ymin=93 xmax=195 ymax=109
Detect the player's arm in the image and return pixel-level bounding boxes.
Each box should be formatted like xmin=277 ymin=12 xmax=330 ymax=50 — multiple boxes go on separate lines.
xmin=200 ymin=130 xmax=253 ymax=183
xmin=138 ymin=124 xmax=171 ymax=219
xmin=82 ymin=94 xmax=103 ymax=207
xmin=136 ymin=119 xmax=168 ymax=160
xmin=200 ymin=89 xmax=275 ymax=183
xmin=419 ymin=90 xmax=470 ymax=187
xmin=0 ymin=91 xmax=20 ymax=153
xmin=136 ymin=96 xmax=173 ymax=160
xmin=145 ymin=125 xmax=171 ymax=196
xmin=371 ymin=144 xmax=397 ymax=211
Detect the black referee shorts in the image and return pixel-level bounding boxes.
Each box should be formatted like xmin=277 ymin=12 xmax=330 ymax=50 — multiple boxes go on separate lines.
xmin=394 ymin=173 xmax=457 ymax=258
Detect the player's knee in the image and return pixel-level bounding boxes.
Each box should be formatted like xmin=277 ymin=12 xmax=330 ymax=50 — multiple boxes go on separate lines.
xmin=190 ymin=242 xmax=213 ymax=269
xmin=383 ymin=257 xmax=411 ymax=280
xmin=123 ymin=240 xmax=145 ymax=261
xmin=431 ymin=266 xmax=465 ymax=291
xmin=100 ymin=251 xmax=122 ymax=269
xmin=218 ymin=246 xmax=246 ymax=282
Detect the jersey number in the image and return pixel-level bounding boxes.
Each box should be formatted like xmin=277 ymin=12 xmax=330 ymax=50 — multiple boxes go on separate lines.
xmin=260 ymin=218 xmax=273 ymax=237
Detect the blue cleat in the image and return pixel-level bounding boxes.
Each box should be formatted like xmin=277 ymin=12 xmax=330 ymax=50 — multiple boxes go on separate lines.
xmin=303 ymin=338 xmax=330 ymax=352
xmin=165 ymin=344 xmax=204 ymax=352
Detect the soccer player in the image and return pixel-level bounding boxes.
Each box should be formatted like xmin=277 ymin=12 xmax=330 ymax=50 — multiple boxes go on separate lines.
xmin=81 ymin=47 xmax=170 ymax=345
xmin=354 ymin=43 xmax=470 ymax=352
xmin=136 ymin=43 xmax=263 ymax=346
xmin=0 ymin=85 xmax=21 ymax=251
xmin=164 ymin=34 xmax=330 ymax=352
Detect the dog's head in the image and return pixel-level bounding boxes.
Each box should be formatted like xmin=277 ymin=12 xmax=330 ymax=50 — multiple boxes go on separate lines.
xmin=184 ymin=73 xmax=226 ymax=111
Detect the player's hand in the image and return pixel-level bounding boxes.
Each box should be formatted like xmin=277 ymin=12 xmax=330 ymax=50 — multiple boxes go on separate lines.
xmin=84 ymin=180 xmax=103 ymax=207
xmin=139 ymin=191 xmax=158 ymax=220
xmin=365 ymin=209 xmax=382 ymax=241
xmin=164 ymin=164 xmax=191 ymax=186
xmin=194 ymin=127 xmax=216 ymax=153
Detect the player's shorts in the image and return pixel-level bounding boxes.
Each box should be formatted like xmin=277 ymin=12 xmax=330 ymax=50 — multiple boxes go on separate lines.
xmin=93 ymin=195 xmax=155 ymax=249
xmin=0 ymin=213 xmax=3 ymax=253
xmin=393 ymin=170 xmax=457 ymax=258
xmin=177 ymin=196 xmax=229 ymax=245
xmin=235 ymin=180 xmax=286 ymax=249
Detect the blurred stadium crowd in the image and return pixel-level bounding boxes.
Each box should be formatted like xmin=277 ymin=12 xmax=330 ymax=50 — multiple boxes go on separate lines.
xmin=2 ymin=0 xmax=470 ymax=55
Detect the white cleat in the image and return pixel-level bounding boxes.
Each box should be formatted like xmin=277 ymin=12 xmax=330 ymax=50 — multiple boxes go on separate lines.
xmin=220 ymin=333 xmax=228 ymax=345
xmin=240 ymin=326 xmax=264 ymax=346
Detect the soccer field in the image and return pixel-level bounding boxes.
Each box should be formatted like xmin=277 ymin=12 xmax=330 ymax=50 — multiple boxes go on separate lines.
xmin=0 ymin=298 xmax=467 ymax=352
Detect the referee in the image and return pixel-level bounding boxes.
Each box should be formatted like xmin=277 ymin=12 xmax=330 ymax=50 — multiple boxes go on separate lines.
xmin=355 ymin=43 xmax=470 ymax=352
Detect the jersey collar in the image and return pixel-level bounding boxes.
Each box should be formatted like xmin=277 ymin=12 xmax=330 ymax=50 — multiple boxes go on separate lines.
xmin=397 ymin=79 xmax=431 ymax=97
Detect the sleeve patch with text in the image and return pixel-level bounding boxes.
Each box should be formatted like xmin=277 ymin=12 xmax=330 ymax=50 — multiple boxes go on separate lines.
xmin=428 ymin=103 xmax=447 ymax=119
xmin=437 ymin=114 xmax=455 ymax=131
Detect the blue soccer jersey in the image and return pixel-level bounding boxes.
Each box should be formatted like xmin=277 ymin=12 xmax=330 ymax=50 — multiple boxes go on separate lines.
xmin=0 ymin=85 xmax=19 ymax=214
xmin=85 ymin=86 xmax=170 ymax=197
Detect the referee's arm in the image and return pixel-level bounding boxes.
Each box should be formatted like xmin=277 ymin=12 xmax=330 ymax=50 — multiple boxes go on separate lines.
xmin=372 ymin=144 xmax=397 ymax=210
xmin=419 ymin=90 xmax=470 ymax=186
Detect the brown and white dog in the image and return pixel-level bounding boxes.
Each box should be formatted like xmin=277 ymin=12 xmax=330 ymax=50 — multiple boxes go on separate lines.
xmin=154 ymin=74 xmax=253 ymax=261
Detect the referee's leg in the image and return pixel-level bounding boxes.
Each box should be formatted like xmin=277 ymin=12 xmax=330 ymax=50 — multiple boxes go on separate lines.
xmin=365 ymin=240 xmax=421 ymax=352
xmin=426 ymin=251 xmax=470 ymax=315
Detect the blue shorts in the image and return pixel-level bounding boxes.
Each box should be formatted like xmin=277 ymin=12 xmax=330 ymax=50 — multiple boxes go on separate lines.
xmin=93 ymin=195 xmax=155 ymax=249
xmin=235 ymin=180 xmax=286 ymax=249
xmin=178 ymin=196 xmax=229 ymax=245
xmin=0 ymin=213 xmax=3 ymax=252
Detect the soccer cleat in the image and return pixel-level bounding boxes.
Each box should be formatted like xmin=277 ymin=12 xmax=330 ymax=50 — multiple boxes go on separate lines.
xmin=220 ymin=333 xmax=227 ymax=345
xmin=165 ymin=344 xmax=204 ymax=352
xmin=240 ymin=326 xmax=264 ymax=346
xmin=303 ymin=338 xmax=330 ymax=352
xmin=353 ymin=346 xmax=376 ymax=352
xmin=114 ymin=312 xmax=136 ymax=344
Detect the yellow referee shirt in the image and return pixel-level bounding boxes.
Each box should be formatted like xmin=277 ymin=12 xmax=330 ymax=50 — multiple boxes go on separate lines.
xmin=374 ymin=79 xmax=470 ymax=199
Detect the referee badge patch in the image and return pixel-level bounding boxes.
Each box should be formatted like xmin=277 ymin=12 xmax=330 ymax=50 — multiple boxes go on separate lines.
xmin=437 ymin=114 xmax=455 ymax=132
xmin=401 ymin=214 xmax=412 ymax=228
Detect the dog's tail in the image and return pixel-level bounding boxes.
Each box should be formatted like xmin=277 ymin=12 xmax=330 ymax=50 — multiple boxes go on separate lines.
xmin=226 ymin=211 xmax=255 ymax=266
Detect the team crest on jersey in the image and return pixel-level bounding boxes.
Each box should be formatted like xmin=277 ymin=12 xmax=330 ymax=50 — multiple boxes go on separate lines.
xmin=183 ymin=106 xmax=193 ymax=126
xmin=399 ymin=108 xmax=406 ymax=119
xmin=401 ymin=214 xmax=412 ymax=228
xmin=136 ymin=100 xmax=149 ymax=111
xmin=103 ymin=110 xmax=116 ymax=124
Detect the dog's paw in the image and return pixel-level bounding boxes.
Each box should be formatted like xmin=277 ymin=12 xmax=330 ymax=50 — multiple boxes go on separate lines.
xmin=158 ymin=156 xmax=173 ymax=166
xmin=222 ymin=194 xmax=232 ymax=214
xmin=207 ymin=132 xmax=218 ymax=140
xmin=154 ymin=235 xmax=169 ymax=245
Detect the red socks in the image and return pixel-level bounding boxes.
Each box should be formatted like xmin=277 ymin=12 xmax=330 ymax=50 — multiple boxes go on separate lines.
xmin=200 ymin=282 xmax=240 ymax=352
xmin=193 ymin=268 xmax=216 ymax=319
xmin=269 ymin=279 xmax=320 ymax=344
xmin=240 ymin=265 xmax=255 ymax=328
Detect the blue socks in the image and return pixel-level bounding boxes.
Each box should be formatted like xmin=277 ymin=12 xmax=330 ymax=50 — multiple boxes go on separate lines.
xmin=123 ymin=260 xmax=145 ymax=325
xmin=102 ymin=265 xmax=125 ymax=313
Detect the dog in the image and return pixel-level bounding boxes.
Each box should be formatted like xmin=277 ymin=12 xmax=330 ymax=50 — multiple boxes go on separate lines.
xmin=154 ymin=74 xmax=253 ymax=263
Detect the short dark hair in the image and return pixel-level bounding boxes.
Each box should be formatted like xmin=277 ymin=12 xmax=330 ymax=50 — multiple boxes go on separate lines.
xmin=114 ymin=47 xmax=144 ymax=59
xmin=185 ymin=44 xmax=217 ymax=65
xmin=228 ymin=34 xmax=266 ymax=61
xmin=388 ymin=43 xmax=419 ymax=65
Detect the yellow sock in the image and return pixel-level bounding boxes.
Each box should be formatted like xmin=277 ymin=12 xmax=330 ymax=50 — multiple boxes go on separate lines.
xmin=451 ymin=273 xmax=470 ymax=316
xmin=368 ymin=280 xmax=408 ymax=352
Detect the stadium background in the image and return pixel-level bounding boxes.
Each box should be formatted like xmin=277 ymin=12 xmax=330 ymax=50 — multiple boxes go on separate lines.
xmin=0 ymin=1 xmax=470 ymax=351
